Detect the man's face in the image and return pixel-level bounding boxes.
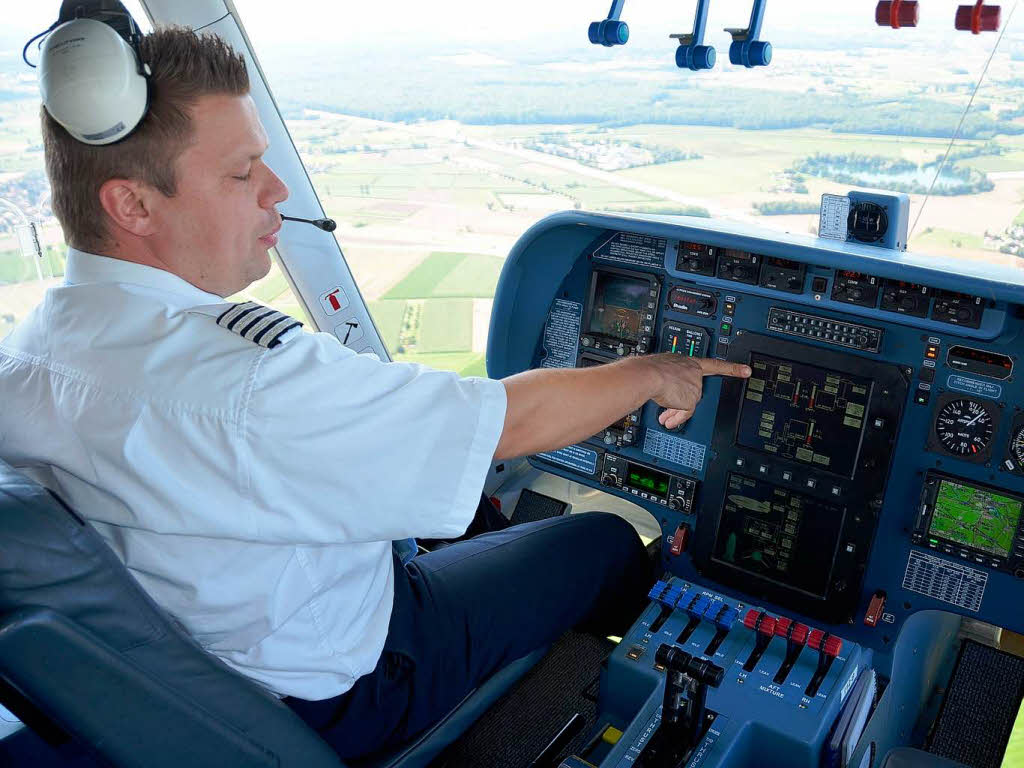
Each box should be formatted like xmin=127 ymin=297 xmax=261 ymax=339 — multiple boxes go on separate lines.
xmin=150 ymin=93 xmax=288 ymax=297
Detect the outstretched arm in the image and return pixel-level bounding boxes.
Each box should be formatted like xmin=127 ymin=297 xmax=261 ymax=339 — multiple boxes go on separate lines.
xmin=494 ymin=354 xmax=751 ymax=461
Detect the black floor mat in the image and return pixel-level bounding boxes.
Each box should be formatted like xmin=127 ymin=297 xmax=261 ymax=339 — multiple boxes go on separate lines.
xmin=928 ymin=639 xmax=1024 ymax=768
xmin=430 ymin=631 xmax=614 ymax=768
xmin=509 ymin=489 xmax=568 ymax=526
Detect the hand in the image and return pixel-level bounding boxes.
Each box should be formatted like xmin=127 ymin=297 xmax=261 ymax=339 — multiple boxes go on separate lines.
xmin=649 ymin=354 xmax=752 ymax=430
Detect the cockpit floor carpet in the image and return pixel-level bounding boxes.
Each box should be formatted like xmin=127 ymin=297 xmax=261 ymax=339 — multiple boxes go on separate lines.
xmin=927 ymin=639 xmax=1024 ymax=768
xmin=429 ymin=630 xmax=614 ymax=768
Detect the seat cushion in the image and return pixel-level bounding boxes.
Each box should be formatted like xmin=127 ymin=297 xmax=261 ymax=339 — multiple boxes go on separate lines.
xmin=0 ymin=460 xmax=341 ymax=767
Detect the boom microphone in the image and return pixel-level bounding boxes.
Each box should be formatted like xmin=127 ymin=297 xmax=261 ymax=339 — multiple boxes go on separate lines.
xmin=281 ymin=215 xmax=337 ymax=232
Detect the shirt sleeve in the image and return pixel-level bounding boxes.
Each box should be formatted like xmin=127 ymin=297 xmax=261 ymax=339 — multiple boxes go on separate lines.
xmin=240 ymin=331 xmax=507 ymax=544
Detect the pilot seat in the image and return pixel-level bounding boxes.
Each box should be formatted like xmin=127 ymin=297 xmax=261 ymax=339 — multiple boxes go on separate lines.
xmin=0 ymin=458 xmax=545 ymax=767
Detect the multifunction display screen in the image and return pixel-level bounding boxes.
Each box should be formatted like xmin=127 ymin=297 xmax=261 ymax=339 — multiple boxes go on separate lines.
xmin=628 ymin=462 xmax=671 ymax=500
xmin=928 ymin=478 xmax=1023 ymax=559
xmin=736 ymin=354 xmax=873 ymax=478
xmin=712 ymin=474 xmax=845 ymax=598
xmin=586 ymin=272 xmax=649 ymax=343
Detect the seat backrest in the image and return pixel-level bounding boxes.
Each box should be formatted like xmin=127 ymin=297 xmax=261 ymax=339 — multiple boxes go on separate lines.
xmin=0 ymin=460 xmax=342 ymax=768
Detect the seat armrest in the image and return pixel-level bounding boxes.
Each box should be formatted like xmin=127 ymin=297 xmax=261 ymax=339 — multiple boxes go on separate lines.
xmin=0 ymin=607 xmax=281 ymax=768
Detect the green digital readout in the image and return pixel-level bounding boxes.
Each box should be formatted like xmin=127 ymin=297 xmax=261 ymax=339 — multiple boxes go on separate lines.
xmin=929 ymin=479 xmax=1023 ymax=558
xmin=627 ymin=462 xmax=670 ymax=499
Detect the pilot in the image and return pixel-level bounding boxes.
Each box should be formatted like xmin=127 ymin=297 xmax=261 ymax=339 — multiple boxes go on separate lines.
xmin=0 ymin=27 xmax=750 ymax=759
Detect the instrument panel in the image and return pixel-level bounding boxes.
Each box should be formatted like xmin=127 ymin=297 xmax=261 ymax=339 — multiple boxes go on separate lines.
xmin=488 ymin=212 xmax=1024 ymax=655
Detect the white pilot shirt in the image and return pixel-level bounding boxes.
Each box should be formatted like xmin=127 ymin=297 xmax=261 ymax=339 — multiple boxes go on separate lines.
xmin=0 ymin=248 xmax=507 ymax=700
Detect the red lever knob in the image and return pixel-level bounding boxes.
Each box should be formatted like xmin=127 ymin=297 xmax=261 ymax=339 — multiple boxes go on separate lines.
xmin=743 ymin=609 xmax=762 ymax=630
xmin=790 ymin=623 xmax=810 ymax=646
xmin=774 ymin=616 xmax=793 ymax=638
xmin=876 ymin=1 xmax=919 ymax=28
xmin=758 ymin=616 xmax=777 ymax=637
xmin=823 ymin=636 xmax=844 ymax=658
xmin=807 ymin=628 xmax=824 ymax=651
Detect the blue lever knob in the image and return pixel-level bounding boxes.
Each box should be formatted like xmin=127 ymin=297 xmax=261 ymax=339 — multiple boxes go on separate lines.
xmin=647 ymin=580 xmax=668 ymax=602
xmin=715 ymin=606 xmax=739 ymax=633
xmin=589 ymin=19 xmax=629 ymax=46
xmin=729 ymin=39 xmax=772 ymax=67
xmin=676 ymin=44 xmax=716 ymax=71
xmin=687 ymin=594 xmax=711 ymax=620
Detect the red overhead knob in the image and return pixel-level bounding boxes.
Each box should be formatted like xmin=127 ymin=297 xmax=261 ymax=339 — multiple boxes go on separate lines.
xmin=955 ymin=3 xmax=1000 ymax=33
xmin=876 ymin=1 xmax=919 ymax=28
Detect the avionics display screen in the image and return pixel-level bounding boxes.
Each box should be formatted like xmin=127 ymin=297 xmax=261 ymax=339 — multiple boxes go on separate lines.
xmin=736 ymin=354 xmax=873 ymax=478
xmin=586 ymin=271 xmax=649 ymax=343
xmin=712 ymin=473 xmax=845 ymax=598
xmin=627 ymin=462 xmax=671 ymax=499
xmin=928 ymin=478 xmax=1023 ymax=559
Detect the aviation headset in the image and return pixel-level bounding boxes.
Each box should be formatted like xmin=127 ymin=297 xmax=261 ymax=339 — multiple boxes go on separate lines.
xmin=26 ymin=0 xmax=150 ymax=146
xmin=25 ymin=1 xmax=338 ymax=231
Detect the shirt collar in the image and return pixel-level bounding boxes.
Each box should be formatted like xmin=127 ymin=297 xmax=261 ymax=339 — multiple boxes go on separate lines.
xmin=64 ymin=248 xmax=226 ymax=308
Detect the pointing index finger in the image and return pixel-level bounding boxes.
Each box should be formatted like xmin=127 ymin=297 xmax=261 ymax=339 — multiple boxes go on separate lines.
xmin=698 ymin=358 xmax=752 ymax=379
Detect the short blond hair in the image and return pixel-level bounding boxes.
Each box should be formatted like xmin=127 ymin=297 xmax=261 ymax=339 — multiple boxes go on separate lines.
xmin=41 ymin=26 xmax=250 ymax=251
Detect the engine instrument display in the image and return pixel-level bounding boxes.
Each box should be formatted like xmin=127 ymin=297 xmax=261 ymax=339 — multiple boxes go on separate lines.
xmin=736 ymin=354 xmax=873 ymax=478
xmin=586 ymin=271 xmax=650 ymax=343
xmin=661 ymin=321 xmax=710 ymax=358
xmin=712 ymin=473 xmax=845 ymax=598
xmin=927 ymin=476 xmax=1023 ymax=559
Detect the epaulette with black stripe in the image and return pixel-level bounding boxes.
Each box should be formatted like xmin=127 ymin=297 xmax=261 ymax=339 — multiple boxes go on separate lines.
xmin=216 ymin=301 xmax=302 ymax=349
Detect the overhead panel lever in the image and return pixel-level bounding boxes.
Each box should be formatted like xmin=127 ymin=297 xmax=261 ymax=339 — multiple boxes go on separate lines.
xmin=725 ymin=0 xmax=772 ymax=67
xmin=671 ymin=0 xmax=716 ymax=71
xmin=589 ymin=0 xmax=630 ymax=46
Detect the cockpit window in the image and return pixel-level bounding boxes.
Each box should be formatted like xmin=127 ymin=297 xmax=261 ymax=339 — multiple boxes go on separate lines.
xmin=237 ymin=1 xmax=1024 ymax=371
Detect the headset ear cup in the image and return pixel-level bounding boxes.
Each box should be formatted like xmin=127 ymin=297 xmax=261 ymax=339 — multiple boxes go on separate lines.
xmin=38 ymin=18 xmax=149 ymax=145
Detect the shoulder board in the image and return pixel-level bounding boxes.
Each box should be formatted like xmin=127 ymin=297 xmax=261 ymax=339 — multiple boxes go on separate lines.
xmin=213 ymin=301 xmax=303 ymax=349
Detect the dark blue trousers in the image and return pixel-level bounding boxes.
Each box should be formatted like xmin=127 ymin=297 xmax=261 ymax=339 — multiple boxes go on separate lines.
xmin=285 ymin=512 xmax=650 ymax=760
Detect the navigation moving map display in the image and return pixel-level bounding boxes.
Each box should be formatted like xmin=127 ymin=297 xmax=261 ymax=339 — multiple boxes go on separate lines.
xmin=712 ymin=474 xmax=845 ymax=598
xmin=586 ymin=272 xmax=649 ymax=343
xmin=928 ymin=478 xmax=1023 ymax=559
xmin=736 ymin=354 xmax=873 ymax=478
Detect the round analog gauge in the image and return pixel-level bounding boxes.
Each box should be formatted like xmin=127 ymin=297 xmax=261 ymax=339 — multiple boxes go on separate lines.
xmin=934 ymin=398 xmax=995 ymax=457
xmin=1010 ymin=424 xmax=1024 ymax=467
